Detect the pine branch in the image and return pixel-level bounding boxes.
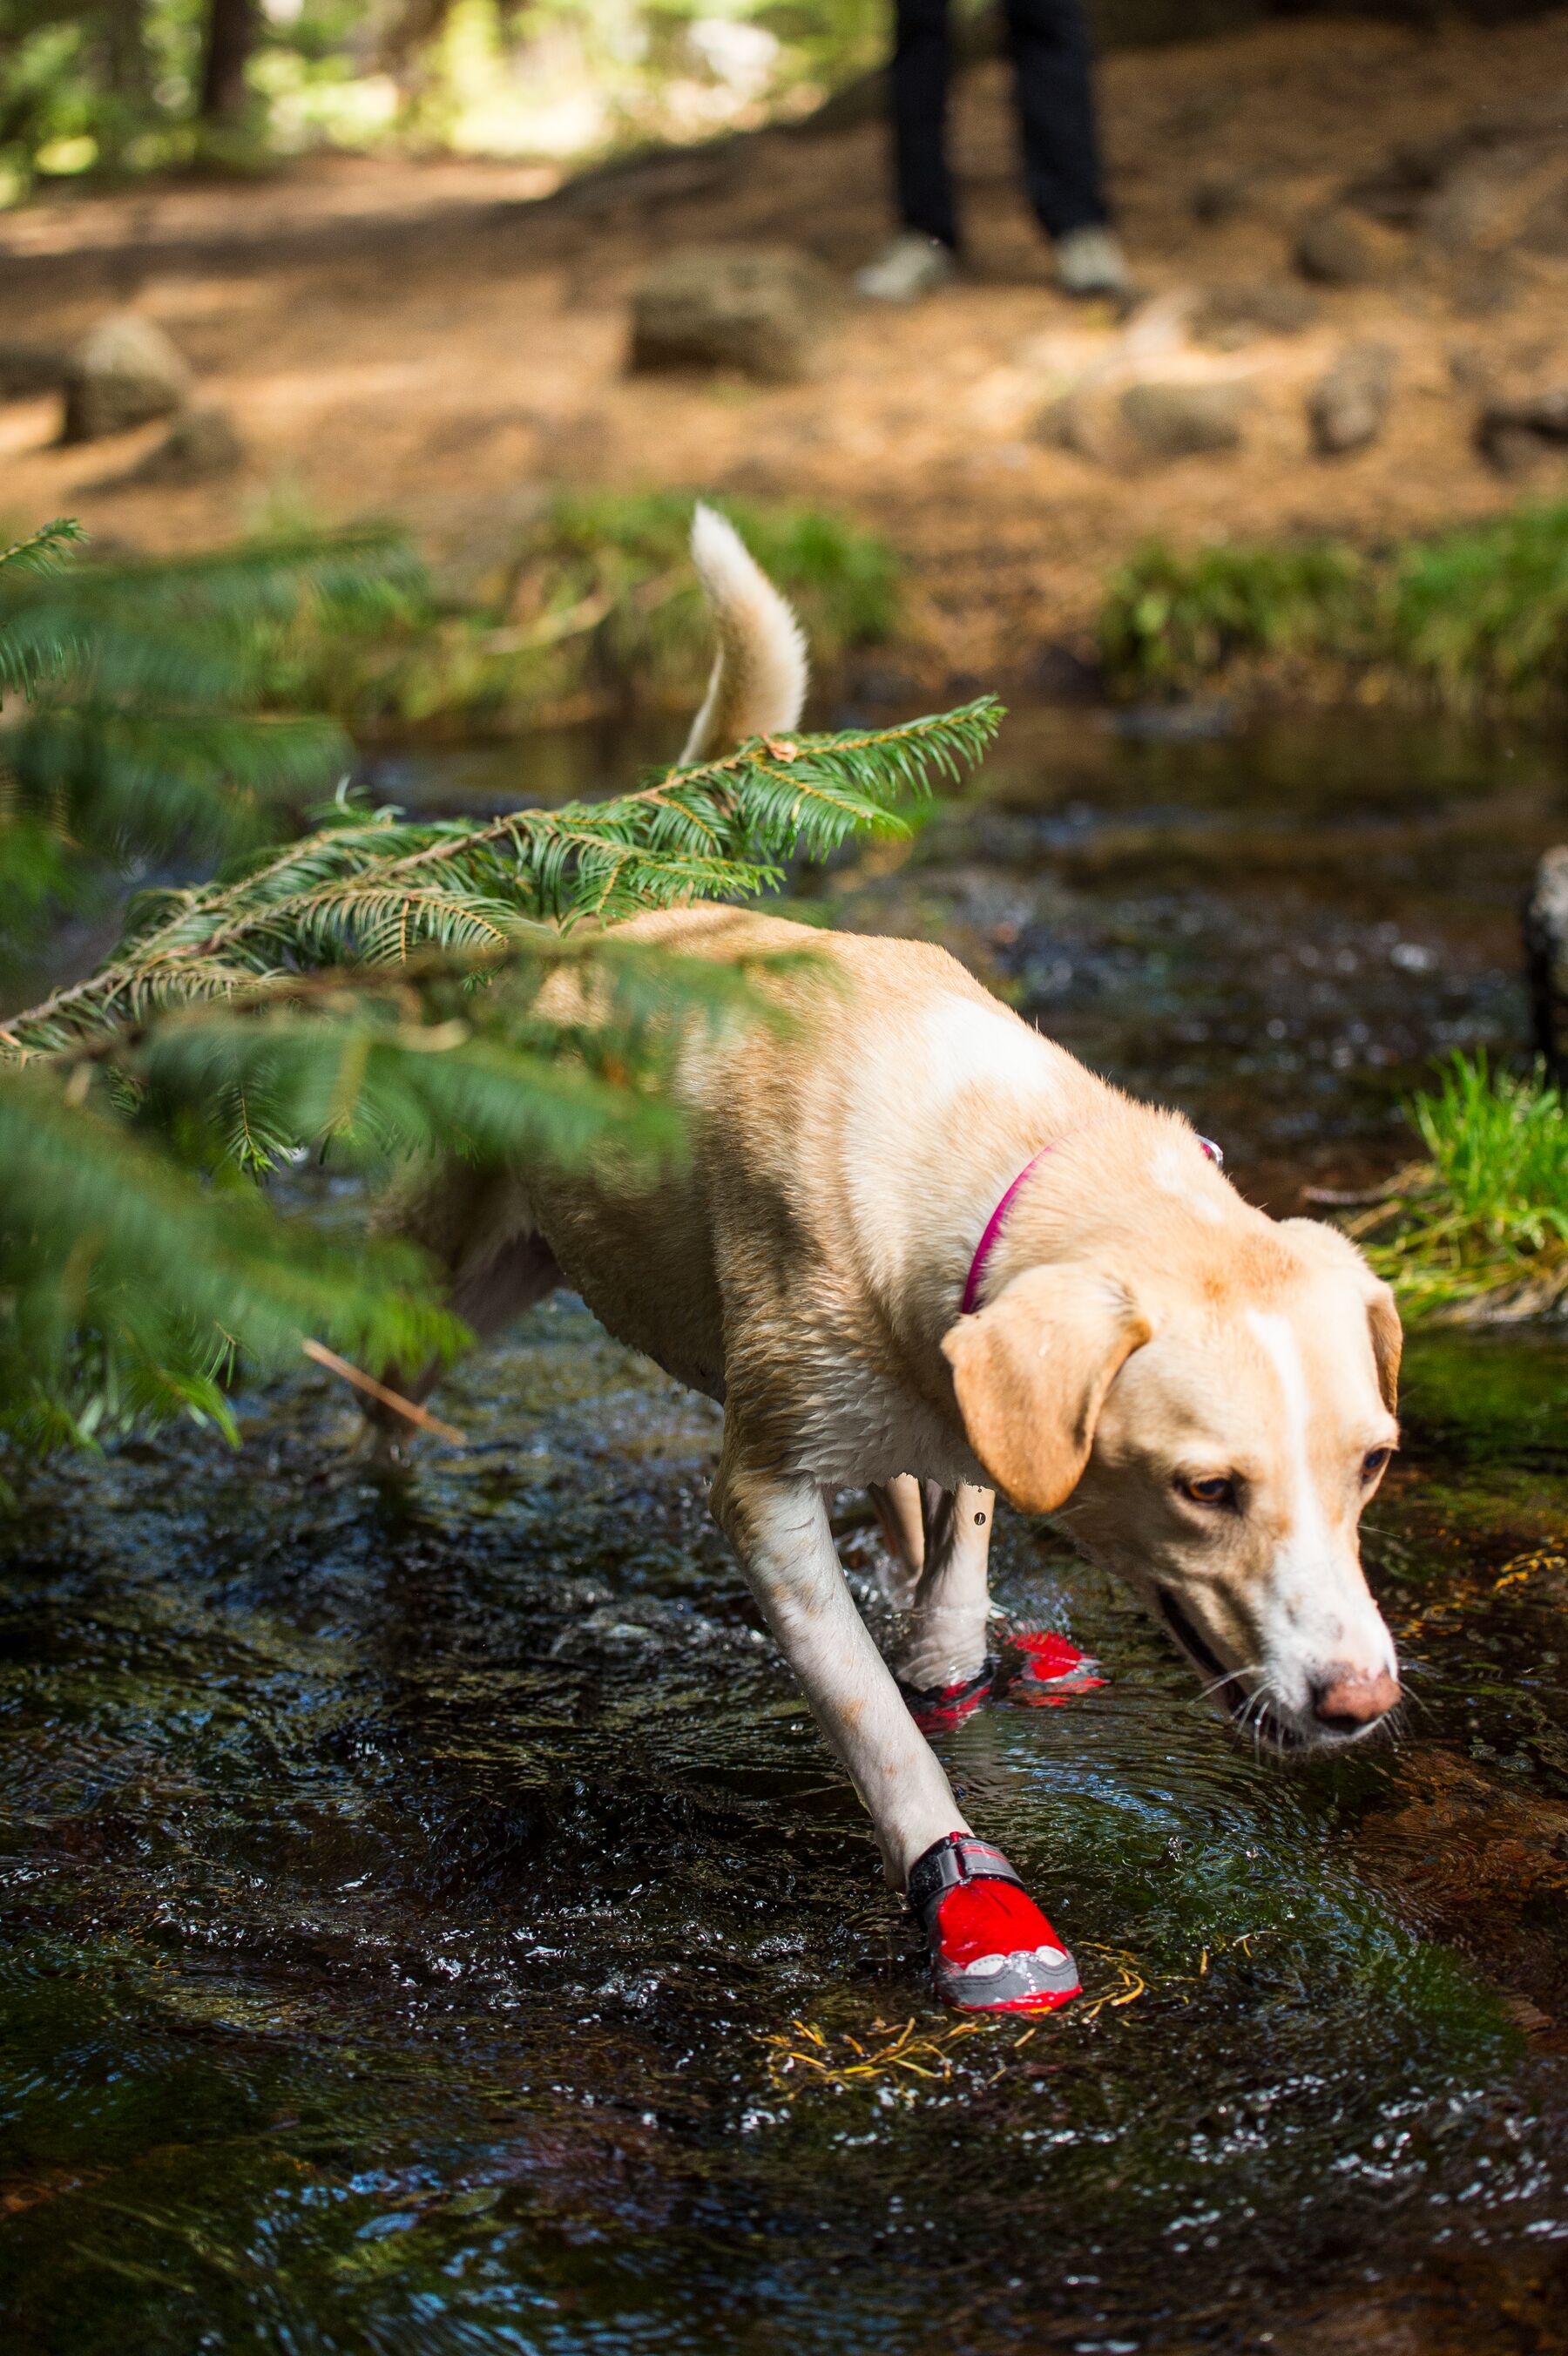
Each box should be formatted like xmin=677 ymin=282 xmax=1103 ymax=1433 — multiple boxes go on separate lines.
xmin=0 ymin=1066 xmax=463 ymax=1453
xmin=0 ymin=527 xmax=413 ymax=861
xmin=0 ymin=519 xmax=85 ymax=577
xmin=0 ymin=503 xmax=1002 ymax=1462
xmin=3 ymin=701 xmax=1001 ymax=1060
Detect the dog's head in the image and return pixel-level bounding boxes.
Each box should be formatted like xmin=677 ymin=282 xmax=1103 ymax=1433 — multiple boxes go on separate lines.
xmin=943 ymin=1217 xmax=1402 ymax=1750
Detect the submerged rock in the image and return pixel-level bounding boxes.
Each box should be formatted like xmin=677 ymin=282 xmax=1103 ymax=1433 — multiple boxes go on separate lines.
xmin=1308 ymin=342 xmax=1395 ymax=456
xmin=61 ymin=311 xmax=193 ymax=443
xmin=629 ymin=246 xmax=837 ymax=383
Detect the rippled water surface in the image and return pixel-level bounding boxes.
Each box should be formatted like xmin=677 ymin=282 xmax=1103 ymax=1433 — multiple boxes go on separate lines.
xmin=4 ymin=705 xmax=1568 ymax=2352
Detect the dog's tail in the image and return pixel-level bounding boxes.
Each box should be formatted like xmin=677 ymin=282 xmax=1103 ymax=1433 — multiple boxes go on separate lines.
xmin=679 ymin=503 xmax=808 ymax=764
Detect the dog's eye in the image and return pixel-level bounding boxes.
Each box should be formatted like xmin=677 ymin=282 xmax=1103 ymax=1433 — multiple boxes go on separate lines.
xmin=1362 ymin=1446 xmax=1393 ymax=1480
xmin=1180 ymin=1473 xmax=1236 ymax=1508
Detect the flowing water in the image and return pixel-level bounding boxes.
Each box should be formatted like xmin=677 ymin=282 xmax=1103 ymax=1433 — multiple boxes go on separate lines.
xmin=3 ymin=701 xmax=1567 ymax=2353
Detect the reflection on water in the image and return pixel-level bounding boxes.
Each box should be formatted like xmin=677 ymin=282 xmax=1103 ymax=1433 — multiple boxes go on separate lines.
xmin=3 ymin=703 xmax=1567 ymax=2352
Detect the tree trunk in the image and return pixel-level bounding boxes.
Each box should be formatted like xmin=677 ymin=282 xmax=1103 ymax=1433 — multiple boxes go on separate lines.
xmin=199 ymin=0 xmax=257 ymax=125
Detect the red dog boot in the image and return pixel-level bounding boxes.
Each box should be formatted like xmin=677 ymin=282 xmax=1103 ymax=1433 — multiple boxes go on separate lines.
xmin=909 ymin=1831 xmax=1080 ymax=2014
xmin=896 ymin=1655 xmax=997 ymax=1735
xmin=999 ymin=1629 xmax=1105 ymax=1708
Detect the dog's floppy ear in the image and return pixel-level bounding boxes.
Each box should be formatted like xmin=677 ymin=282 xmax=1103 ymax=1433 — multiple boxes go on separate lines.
xmin=1280 ymin=1217 xmax=1402 ymax=1412
xmin=942 ymin=1263 xmax=1151 ymax=1515
xmin=1364 ymin=1279 xmax=1402 ymax=1412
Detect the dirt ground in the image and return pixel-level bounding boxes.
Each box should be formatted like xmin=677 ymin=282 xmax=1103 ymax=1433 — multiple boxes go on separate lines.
xmin=6 ymin=11 xmax=1568 ymax=680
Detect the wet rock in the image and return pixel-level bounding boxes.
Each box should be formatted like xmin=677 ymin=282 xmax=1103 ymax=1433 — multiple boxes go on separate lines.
xmin=1524 ymin=844 xmax=1568 ymax=1082
xmin=117 ymin=405 xmax=245 ymax=484
xmin=1294 ymin=206 xmax=1396 ymax=288
xmin=1355 ymin=1748 xmax=1568 ymax=2021
xmin=1308 ymin=342 xmax=1395 ymax=457
xmin=61 ymin=310 xmax=193 ymax=443
xmin=1193 ymin=279 xmax=1319 ymax=350
xmin=1475 ymin=385 xmax=1568 ymax=475
xmin=629 ymin=246 xmax=837 ymax=384
xmin=1031 ymin=639 xmax=1103 ymax=702
xmin=1119 ymin=379 xmax=1250 ymax=459
xmin=0 ymin=342 xmax=68 ymax=401
xmin=557 ymin=1576 xmax=613 ymax=1612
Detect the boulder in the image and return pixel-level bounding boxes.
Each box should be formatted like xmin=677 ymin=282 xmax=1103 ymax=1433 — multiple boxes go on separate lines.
xmin=1419 ymin=138 xmax=1551 ymax=259
xmin=1308 ymin=342 xmax=1395 ymax=456
xmin=62 ymin=312 xmax=193 ymax=442
xmin=0 ymin=342 xmax=68 ymax=401
xmin=120 ymin=405 xmax=245 ymax=484
xmin=1475 ymin=387 xmax=1568 ymax=475
xmin=1294 ymin=206 xmax=1393 ymax=288
xmin=1119 ymin=379 xmax=1250 ymax=459
xmin=1194 ymin=279 xmax=1319 ymax=350
xmin=629 ymin=246 xmax=836 ymax=383
xmin=1524 ymin=845 xmax=1568 ymax=1083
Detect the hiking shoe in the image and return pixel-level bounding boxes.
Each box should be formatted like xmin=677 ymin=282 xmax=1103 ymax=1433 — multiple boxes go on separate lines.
xmin=855 ymin=233 xmax=957 ymax=303
xmin=1055 ymin=224 xmax=1131 ymax=299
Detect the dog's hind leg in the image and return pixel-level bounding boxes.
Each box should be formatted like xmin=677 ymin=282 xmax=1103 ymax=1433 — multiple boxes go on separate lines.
xmin=363 ymin=1166 xmax=560 ymax=1456
xmin=868 ymin=1475 xmax=928 ymax=1605
xmin=889 ymin=1485 xmax=997 ymax=1730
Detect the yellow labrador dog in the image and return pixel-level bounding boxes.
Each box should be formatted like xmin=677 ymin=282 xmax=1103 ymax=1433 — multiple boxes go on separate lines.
xmin=389 ymin=508 xmax=1402 ymax=2014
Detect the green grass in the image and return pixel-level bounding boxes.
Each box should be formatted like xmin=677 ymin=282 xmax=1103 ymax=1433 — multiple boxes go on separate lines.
xmin=261 ymin=491 xmax=901 ymax=736
xmin=1346 ymin=1053 xmax=1568 ymax=1318
xmin=1102 ymin=500 xmax=1568 ymax=708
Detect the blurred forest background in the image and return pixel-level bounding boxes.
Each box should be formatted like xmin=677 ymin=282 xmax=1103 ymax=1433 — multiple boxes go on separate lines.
xmin=6 ymin=0 xmax=891 ymax=198
xmin=3 ymin=0 xmax=1557 ymax=201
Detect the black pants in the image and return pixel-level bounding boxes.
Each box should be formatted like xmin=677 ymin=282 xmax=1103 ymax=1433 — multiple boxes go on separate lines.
xmin=892 ymin=0 xmax=1108 ymax=250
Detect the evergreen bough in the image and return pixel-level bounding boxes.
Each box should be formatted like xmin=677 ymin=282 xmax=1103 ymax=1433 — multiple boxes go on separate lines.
xmin=0 ymin=518 xmax=1001 ymax=1471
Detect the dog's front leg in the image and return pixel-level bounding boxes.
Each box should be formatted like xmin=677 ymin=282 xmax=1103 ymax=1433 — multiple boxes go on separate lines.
xmin=713 ymin=1445 xmax=1079 ymax=2014
xmin=714 ymin=1450 xmax=969 ymax=1889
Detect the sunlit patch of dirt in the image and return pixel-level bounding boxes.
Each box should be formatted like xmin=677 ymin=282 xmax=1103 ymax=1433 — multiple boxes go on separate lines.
xmin=4 ymin=16 xmax=1568 ymax=685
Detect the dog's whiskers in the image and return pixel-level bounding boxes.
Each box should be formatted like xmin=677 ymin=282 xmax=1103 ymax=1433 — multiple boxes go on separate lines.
xmin=1196 ymin=1661 xmax=1263 ymax=1704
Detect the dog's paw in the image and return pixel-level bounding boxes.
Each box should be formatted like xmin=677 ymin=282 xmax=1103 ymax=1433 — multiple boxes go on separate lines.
xmin=999 ymin=1629 xmax=1105 ymax=1708
xmin=931 ymin=1877 xmax=1080 ymax=2013
xmin=908 ymin=1832 xmax=1079 ymax=2015
xmin=896 ymin=1656 xmax=997 ymax=1734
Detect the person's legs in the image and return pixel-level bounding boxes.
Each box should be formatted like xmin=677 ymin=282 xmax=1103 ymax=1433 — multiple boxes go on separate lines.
xmin=892 ymin=0 xmax=958 ymax=250
xmin=1003 ymin=0 xmax=1107 ymax=238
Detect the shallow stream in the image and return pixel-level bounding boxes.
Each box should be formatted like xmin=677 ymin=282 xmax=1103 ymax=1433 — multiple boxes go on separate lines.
xmin=3 ymin=701 xmax=1567 ymax=2352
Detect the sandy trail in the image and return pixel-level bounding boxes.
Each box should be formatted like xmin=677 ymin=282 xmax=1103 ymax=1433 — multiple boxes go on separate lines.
xmin=5 ymin=12 xmax=1568 ymax=678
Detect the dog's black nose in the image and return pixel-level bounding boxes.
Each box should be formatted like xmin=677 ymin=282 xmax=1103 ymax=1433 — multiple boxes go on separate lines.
xmin=1312 ymin=1668 xmax=1398 ymax=1734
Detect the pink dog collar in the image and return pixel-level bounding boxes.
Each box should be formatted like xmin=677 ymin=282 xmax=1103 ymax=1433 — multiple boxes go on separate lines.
xmin=960 ymin=1130 xmax=1222 ymax=1316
